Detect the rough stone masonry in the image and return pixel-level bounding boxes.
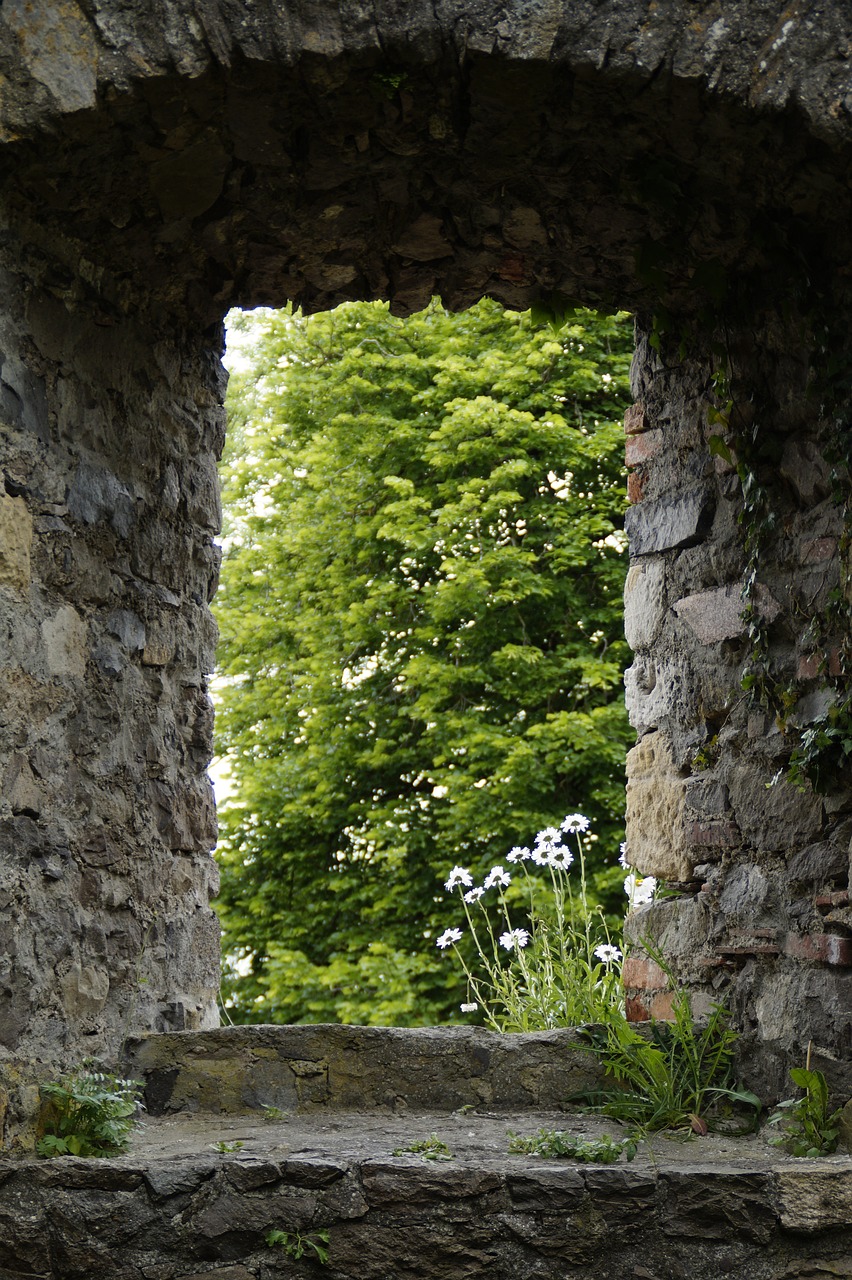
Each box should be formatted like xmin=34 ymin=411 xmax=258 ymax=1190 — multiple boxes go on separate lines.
xmin=0 ymin=1 xmax=850 ymax=1101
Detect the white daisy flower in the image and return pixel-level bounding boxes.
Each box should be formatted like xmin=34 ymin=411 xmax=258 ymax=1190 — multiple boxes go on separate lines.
xmin=594 ymin=943 xmax=623 ymax=965
xmin=624 ymin=873 xmax=657 ymax=907
xmin=561 ymin=813 xmax=590 ymax=834
xmin=445 ymin=866 xmax=473 ymax=891
xmin=484 ymin=865 xmax=511 ymax=890
xmin=499 ymin=928 xmax=531 ymax=951
xmin=436 ymin=927 xmax=463 ymax=949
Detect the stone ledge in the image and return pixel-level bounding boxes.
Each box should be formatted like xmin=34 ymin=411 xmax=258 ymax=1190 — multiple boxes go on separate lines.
xmin=0 ymin=1108 xmax=850 ymax=1279
xmin=123 ymin=1025 xmax=605 ymax=1117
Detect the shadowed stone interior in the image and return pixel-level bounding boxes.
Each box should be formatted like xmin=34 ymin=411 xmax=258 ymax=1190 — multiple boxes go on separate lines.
xmin=0 ymin=1 xmax=850 ymax=1107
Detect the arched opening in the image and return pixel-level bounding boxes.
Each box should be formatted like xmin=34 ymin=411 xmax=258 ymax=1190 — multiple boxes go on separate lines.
xmin=0 ymin=6 xmax=850 ymax=1103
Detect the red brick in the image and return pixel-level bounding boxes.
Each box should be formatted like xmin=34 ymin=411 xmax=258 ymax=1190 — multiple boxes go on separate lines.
xmin=622 ymin=956 xmax=668 ymax=990
xmin=624 ymin=403 xmax=648 ymax=434
xmin=690 ymin=819 xmax=740 ymax=847
xmin=815 ymin=891 xmax=849 ymax=909
xmin=715 ymin=945 xmax=780 ymax=958
xmin=625 ymin=994 xmax=650 ymax=1022
xmin=784 ymin=933 xmax=852 ymax=966
xmin=627 ymin=470 xmax=647 ymax=504
xmin=798 ymin=650 xmax=843 ymax=680
xmin=797 ymin=653 xmax=821 ymax=680
xmin=625 ymin=428 xmax=663 ymax=466
xmin=648 ymin=991 xmax=677 ymax=1021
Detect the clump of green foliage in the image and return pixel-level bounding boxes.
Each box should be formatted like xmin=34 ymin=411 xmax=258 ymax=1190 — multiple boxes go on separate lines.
xmin=392 ymin=1134 xmax=453 ymax=1161
xmin=37 ymin=1071 xmax=143 ymax=1158
xmin=767 ymin=1060 xmax=843 ymax=1157
xmin=211 ymin=1139 xmax=244 ymax=1153
xmin=266 ymin=1228 xmax=330 ymax=1265
xmin=508 ymin=1128 xmax=636 ymax=1163
xmin=787 ymin=695 xmax=852 ymax=794
xmin=573 ymin=960 xmax=761 ymax=1134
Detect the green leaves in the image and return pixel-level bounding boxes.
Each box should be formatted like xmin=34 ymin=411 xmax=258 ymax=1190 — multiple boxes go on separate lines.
xmin=768 ymin=1065 xmax=842 ymax=1157
xmin=37 ymin=1072 xmax=143 ymax=1158
xmin=215 ymin=299 xmax=634 ymax=1024
xmin=507 ymin=1129 xmax=637 ymax=1163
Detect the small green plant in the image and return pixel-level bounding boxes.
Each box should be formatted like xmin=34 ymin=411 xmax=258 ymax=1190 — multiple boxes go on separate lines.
xmin=392 ymin=1134 xmax=453 ymax=1161
xmin=261 ymin=1103 xmax=286 ymax=1121
xmin=266 ymin=1228 xmax=330 ymax=1265
xmin=767 ymin=1047 xmax=843 ymax=1156
xmin=37 ymin=1071 xmax=143 ymax=1158
xmin=508 ymin=1128 xmax=637 ymax=1163
xmin=573 ymin=950 xmax=761 ymax=1135
xmin=438 ymin=816 xmax=643 ymax=1031
xmin=787 ymin=695 xmax=852 ymax=794
xmin=212 ymin=1140 xmax=244 ymax=1153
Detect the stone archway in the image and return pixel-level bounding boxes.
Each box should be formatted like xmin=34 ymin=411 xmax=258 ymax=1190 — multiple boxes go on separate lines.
xmin=0 ymin=2 xmax=850 ymax=1095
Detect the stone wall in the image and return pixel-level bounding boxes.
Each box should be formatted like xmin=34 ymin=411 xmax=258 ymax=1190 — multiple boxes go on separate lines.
xmin=621 ymin=319 xmax=852 ymax=1097
xmin=0 ymin=1 xmax=851 ymax=1073
xmin=0 ymin=264 xmax=222 ymax=1058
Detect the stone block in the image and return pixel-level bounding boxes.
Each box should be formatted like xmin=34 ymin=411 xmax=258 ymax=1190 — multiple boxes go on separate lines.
xmin=775 ymin=1169 xmax=852 ymax=1230
xmin=0 ymin=490 xmax=32 ymax=591
xmin=625 ymin=732 xmax=691 ymax=881
xmin=60 ymin=962 xmax=110 ymax=1019
xmin=41 ymin=604 xmax=87 ymax=678
xmin=673 ymin=581 xmax=780 ymax=644
xmin=623 ymin=557 xmax=666 ymax=650
xmin=800 ymin=536 xmax=836 ymax=564
xmin=780 ymin=439 xmax=831 ymax=505
xmin=624 ymin=403 xmax=647 ymax=434
xmin=727 ymin=764 xmax=823 ymax=852
xmin=625 ymin=427 xmax=662 ymax=466
xmin=627 ymin=469 xmax=647 ymax=503
xmin=2 ymin=755 xmax=42 ymax=816
xmin=660 ymin=1170 xmax=774 ymax=1243
xmin=625 ymin=654 xmax=707 ymax=736
xmin=68 ymin=461 xmax=136 ymax=537
xmin=717 ymin=863 xmax=772 ymax=925
xmin=787 ymin=840 xmax=849 ymax=885
xmin=624 ymin=486 xmax=714 ymax=556
xmin=106 ymin=609 xmax=146 ymax=651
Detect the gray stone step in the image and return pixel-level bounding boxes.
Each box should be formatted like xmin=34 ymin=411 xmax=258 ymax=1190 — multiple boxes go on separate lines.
xmin=123 ymin=1024 xmax=604 ymax=1116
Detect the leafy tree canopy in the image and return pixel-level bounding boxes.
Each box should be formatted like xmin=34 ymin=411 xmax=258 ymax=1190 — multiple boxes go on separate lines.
xmin=214 ymin=298 xmax=634 ymax=1025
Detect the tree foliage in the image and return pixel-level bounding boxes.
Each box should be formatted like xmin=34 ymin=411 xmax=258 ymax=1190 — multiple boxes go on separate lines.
xmin=214 ymin=298 xmax=634 ymax=1025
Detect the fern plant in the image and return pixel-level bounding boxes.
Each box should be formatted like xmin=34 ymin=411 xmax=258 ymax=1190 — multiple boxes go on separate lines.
xmin=37 ymin=1071 xmax=143 ymax=1157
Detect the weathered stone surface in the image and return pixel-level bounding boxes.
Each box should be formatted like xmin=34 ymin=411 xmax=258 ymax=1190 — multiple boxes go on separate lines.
xmin=623 ymin=557 xmax=666 ymax=651
xmin=673 ymin=581 xmax=780 ymax=644
xmin=625 ymin=732 xmax=691 ymax=881
xmin=776 ymin=1169 xmax=852 ymax=1231
xmin=0 ymin=491 xmax=31 ymax=591
xmin=624 ymin=487 xmax=715 ymax=556
xmin=125 ymin=1025 xmax=604 ymax=1117
xmin=1 ymin=1099 xmax=852 ymax=1280
xmin=727 ymin=765 xmax=824 ymax=853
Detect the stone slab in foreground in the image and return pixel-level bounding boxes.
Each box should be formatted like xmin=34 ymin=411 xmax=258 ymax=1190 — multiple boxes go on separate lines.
xmin=1 ymin=1108 xmax=851 ymax=1280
